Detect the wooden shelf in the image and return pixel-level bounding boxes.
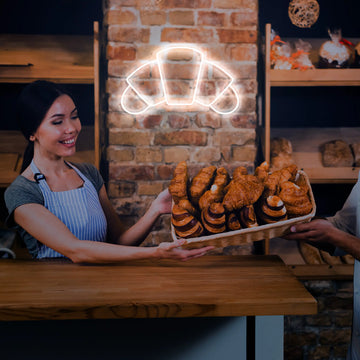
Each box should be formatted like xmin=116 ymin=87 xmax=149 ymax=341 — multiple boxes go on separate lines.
xmin=0 ymin=34 xmax=94 ymax=84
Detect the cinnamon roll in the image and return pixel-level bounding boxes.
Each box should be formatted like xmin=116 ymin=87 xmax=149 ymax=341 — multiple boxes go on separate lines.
xmin=172 ymin=204 xmax=204 ymax=239
xmin=201 ymin=202 xmax=226 ymax=234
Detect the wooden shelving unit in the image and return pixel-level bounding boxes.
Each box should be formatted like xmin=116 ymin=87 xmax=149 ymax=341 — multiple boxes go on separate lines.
xmin=0 ymin=22 xmax=100 ymax=186
xmin=264 ymin=23 xmax=360 ymax=184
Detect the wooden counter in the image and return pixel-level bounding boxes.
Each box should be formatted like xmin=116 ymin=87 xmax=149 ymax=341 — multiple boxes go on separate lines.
xmin=0 ymin=255 xmax=316 ymax=321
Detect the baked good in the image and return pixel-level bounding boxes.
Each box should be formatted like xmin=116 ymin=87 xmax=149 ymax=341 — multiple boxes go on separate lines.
xmin=263 ymin=164 xmax=298 ymax=197
xmin=254 ymin=161 xmax=269 ymax=182
xmin=321 ymin=140 xmax=354 ymax=167
xmin=238 ymin=205 xmax=258 ymax=228
xmin=257 ymin=195 xmax=287 ymax=224
xmin=198 ymin=167 xmax=229 ymax=210
xmin=270 ymin=137 xmax=294 ymax=171
xmin=171 ymin=204 xmax=204 ymax=239
xmin=320 ymin=250 xmax=343 ymax=265
xmin=201 ymin=202 xmax=226 ymax=234
xmin=189 ymin=166 xmax=217 ymax=205
xmin=177 ymin=199 xmax=198 ymax=217
xmin=351 ymin=143 xmax=360 ymax=167
xmin=342 ymin=254 xmax=355 ymax=265
xmin=222 ymin=175 xmax=264 ymax=212
xmin=168 ymin=161 xmax=189 ymax=203
xmin=232 ymin=166 xmax=248 ymax=181
xmin=227 ymin=212 xmax=242 ymax=231
xmin=298 ymin=241 xmax=324 ymax=264
xmin=279 ymin=181 xmax=312 ymax=217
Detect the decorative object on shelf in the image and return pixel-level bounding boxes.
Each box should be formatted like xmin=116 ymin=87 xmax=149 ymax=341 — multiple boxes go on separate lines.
xmin=319 ymin=28 xmax=352 ymax=68
xmin=270 ymin=137 xmax=294 ymax=170
xmin=288 ymin=0 xmax=320 ymax=28
xmin=270 ymin=30 xmax=293 ymax=69
xmin=320 ymin=139 xmax=354 ymax=167
xmin=292 ymin=39 xmax=315 ymax=70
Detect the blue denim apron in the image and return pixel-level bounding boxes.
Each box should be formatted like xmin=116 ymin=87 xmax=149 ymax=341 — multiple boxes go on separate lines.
xmin=30 ymin=160 xmax=107 ymax=259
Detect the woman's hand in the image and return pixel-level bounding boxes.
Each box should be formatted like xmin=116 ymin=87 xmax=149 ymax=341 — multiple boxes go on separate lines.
xmin=156 ymin=239 xmax=214 ymax=261
xmin=152 ymin=188 xmax=172 ymax=216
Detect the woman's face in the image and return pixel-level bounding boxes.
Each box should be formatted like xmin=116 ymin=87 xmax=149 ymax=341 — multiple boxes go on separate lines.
xmin=32 ymin=94 xmax=81 ymax=159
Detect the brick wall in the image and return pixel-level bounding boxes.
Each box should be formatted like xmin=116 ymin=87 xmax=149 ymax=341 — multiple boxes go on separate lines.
xmin=103 ymin=0 xmax=259 ymax=245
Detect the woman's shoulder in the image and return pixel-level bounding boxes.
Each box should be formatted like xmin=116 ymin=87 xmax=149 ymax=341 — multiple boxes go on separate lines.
xmin=70 ymin=162 xmax=104 ymax=192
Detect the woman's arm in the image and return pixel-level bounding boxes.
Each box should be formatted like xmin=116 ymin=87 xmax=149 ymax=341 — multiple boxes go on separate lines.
xmin=99 ymin=186 xmax=172 ymax=246
xmin=13 ymin=203 xmax=213 ymax=264
xmin=285 ymin=219 xmax=360 ymax=260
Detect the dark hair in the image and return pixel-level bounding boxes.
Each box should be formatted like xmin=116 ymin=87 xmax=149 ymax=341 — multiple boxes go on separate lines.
xmin=17 ymin=80 xmax=72 ymax=171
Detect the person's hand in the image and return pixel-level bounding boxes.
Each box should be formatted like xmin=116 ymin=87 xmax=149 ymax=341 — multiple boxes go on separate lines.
xmin=152 ymin=189 xmax=172 ymax=215
xmin=284 ymin=218 xmax=338 ymax=244
xmin=156 ymin=239 xmax=214 ymax=261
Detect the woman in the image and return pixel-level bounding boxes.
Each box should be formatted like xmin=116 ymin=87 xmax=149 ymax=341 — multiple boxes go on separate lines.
xmin=4 ymin=80 xmax=213 ymax=263
xmin=286 ymin=176 xmax=360 ymax=360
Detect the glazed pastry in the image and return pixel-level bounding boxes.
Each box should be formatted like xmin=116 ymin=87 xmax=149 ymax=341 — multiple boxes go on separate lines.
xmin=189 ymin=166 xmax=217 ymax=205
xmin=222 ymin=175 xmax=264 ymax=212
xmin=201 ymin=202 xmax=226 ymax=234
xmin=227 ymin=212 xmax=242 ymax=231
xmin=254 ymin=161 xmax=269 ymax=182
xmin=238 ymin=205 xmax=258 ymax=228
xmin=177 ymin=199 xmax=198 ymax=217
xmin=279 ymin=181 xmax=312 ymax=217
xmin=198 ymin=167 xmax=229 ymax=210
xmin=168 ymin=161 xmax=189 ymax=203
xmin=232 ymin=166 xmax=248 ymax=181
xmin=263 ymin=164 xmax=298 ymax=197
xmin=257 ymin=195 xmax=287 ymax=224
xmin=171 ymin=204 xmax=204 ymax=239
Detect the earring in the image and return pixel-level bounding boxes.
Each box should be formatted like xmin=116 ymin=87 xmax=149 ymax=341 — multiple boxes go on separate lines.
xmin=29 ymin=135 xmax=35 ymax=141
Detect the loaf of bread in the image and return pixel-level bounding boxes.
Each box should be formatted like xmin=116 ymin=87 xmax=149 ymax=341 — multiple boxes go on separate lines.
xmin=351 ymin=143 xmax=360 ymax=167
xmin=320 ymin=140 xmax=354 ymax=167
xmin=270 ymin=137 xmax=294 ymax=171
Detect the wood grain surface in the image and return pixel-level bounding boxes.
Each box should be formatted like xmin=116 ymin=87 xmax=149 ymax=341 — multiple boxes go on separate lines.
xmin=0 ymin=255 xmax=317 ymax=321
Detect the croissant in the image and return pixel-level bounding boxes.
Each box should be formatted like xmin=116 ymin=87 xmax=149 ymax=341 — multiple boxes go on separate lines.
xmin=177 ymin=199 xmax=198 ymax=217
xmin=201 ymin=202 xmax=226 ymax=234
xmin=227 ymin=212 xmax=242 ymax=231
xmin=168 ymin=161 xmax=189 ymax=203
xmin=171 ymin=204 xmax=204 ymax=239
xmin=222 ymin=175 xmax=264 ymax=212
xmin=257 ymin=195 xmax=287 ymax=224
xmin=255 ymin=161 xmax=269 ymax=182
xmin=198 ymin=167 xmax=229 ymax=210
xmin=263 ymin=164 xmax=298 ymax=197
xmin=189 ymin=166 xmax=217 ymax=205
xmin=238 ymin=205 xmax=258 ymax=228
xmin=232 ymin=166 xmax=248 ymax=181
xmin=279 ymin=181 xmax=312 ymax=217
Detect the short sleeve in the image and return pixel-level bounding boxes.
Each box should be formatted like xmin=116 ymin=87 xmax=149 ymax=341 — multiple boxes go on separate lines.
xmin=4 ymin=176 xmax=44 ymax=227
xmin=70 ymin=162 xmax=104 ymax=193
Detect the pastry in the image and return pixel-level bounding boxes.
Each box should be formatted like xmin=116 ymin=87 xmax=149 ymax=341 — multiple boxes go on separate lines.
xmin=342 ymin=254 xmax=355 ymax=265
xmin=189 ymin=166 xmax=217 ymax=205
xmin=222 ymin=175 xmax=264 ymax=212
xmin=168 ymin=161 xmax=189 ymax=203
xmin=227 ymin=212 xmax=242 ymax=231
xmin=171 ymin=204 xmax=204 ymax=239
xmin=351 ymin=143 xmax=360 ymax=167
xmin=254 ymin=161 xmax=269 ymax=182
xmin=177 ymin=199 xmax=198 ymax=217
xmin=320 ymin=250 xmax=343 ymax=265
xmin=298 ymin=241 xmax=324 ymax=264
xmin=238 ymin=205 xmax=258 ymax=228
xmin=279 ymin=181 xmax=312 ymax=217
xmin=201 ymin=202 xmax=226 ymax=234
xmin=232 ymin=166 xmax=248 ymax=181
xmin=270 ymin=137 xmax=294 ymax=171
xmin=321 ymin=140 xmax=354 ymax=167
xmin=198 ymin=167 xmax=229 ymax=210
xmin=263 ymin=164 xmax=298 ymax=197
xmin=257 ymin=195 xmax=287 ymax=224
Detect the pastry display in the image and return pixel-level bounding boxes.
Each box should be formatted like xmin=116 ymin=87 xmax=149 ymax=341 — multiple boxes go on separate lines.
xmin=257 ymin=195 xmax=287 ymax=224
xmin=171 ymin=204 xmax=204 ymax=239
xmin=189 ymin=166 xmax=217 ymax=204
xmin=320 ymin=140 xmax=354 ymax=167
xmin=201 ymin=203 xmax=226 ymax=234
xmin=169 ymin=161 xmax=314 ymax=241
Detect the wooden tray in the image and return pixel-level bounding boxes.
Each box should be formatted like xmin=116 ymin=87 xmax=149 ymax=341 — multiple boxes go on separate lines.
xmin=171 ymin=170 xmax=316 ymax=249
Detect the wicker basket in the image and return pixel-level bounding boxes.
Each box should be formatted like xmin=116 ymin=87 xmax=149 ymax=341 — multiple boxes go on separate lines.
xmin=171 ymin=170 xmax=316 ymax=249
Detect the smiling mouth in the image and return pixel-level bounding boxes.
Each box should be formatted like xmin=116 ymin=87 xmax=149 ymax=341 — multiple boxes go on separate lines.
xmin=60 ymin=138 xmax=76 ymax=145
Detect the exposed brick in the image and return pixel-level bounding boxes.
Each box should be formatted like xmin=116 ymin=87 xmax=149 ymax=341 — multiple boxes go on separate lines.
xmin=105 ymin=9 xmax=137 ymax=25
xmin=319 ymin=329 xmax=351 ymax=345
xmin=107 ymin=0 xmax=137 ymax=7
xmin=108 ymin=181 xmax=136 ymax=198
xmin=195 ymin=113 xmax=222 ymax=128
xmin=137 ymin=114 xmax=163 ymax=129
xmin=198 ymin=11 xmax=226 ymax=27
xmin=108 ymin=60 xmax=133 ymax=78
xmin=229 ymin=114 xmax=257 ymax=129
xmin=229 ymin=44 xmax=257 ymax=61
xmin=109 ymin=164 xmax=155 ymax=181
xmin=107 ymin=146 xmax=135 ymax=161
xmin=169 ymin=11 xmax=194 ymax=26
xmin=304 ymin=313 xmax=332 ymax=327
xmin=159 ymin=0 xmax=211 ymax=8
xmin=192 ymin=147 xmax=221 ymax=163
xmin=308 ymin=345 xmax=332 ymax=360
xmin=136 ymin=147 xmax=163 ymax=162
xmin=323 ymin=295 xmax=353 ymax=310
xmin=140 ymin=10 xmax=167 ymax=25
xmin=213 ymin=129 xmax=255 ymax=146
xmin=138 ymin=182 xmax=164 ymax=195
xmin=232 ymin=145 xmax=257 ymax=162
xmin=238 ymin=96 xmax=256 ymax=113
xmin=230 ymin=11 xmax=257 ymax=27
xmin=161 ymin=28 xmax=214 ymax=43
xmin=107 ymin=44 xmax=137 ymax=60
xmin=163 ymin=147 xmax=190 ymax=163
xmin=217 ymin=29 xmax=257 ymax=44
xmin=154 ymin=131 xmax=207 ymax=146
xmin=168 ymin=114 xmax=191 ymax=128
xmin=107 ymin=112 xmax=135 ymax=128
xmin=213 ymin=0 xmax=257 ymax=11
xmin=157 ymin=164 xmax=175 ymax=180
xmin=109 ymin=130 xmax=153 ymax=146
xmin=232 ymin=63 xmax=257 ymax=79
xmin=108 ymin=26 xmax=150 ymax=43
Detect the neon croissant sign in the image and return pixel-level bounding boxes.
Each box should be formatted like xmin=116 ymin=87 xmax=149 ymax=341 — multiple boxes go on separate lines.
xmin=120 ymin=46 xmax=240 ymax=115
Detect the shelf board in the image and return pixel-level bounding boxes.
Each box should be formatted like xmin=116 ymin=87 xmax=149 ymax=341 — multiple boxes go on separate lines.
xmin=0 ymin=34 xmax=94 ymax=84
xmin=271 ymin=127 xmax=360 ymax=183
